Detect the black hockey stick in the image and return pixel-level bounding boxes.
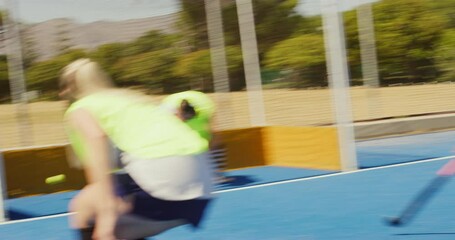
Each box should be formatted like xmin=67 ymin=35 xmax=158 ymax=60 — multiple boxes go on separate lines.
xmin=384 ymin=175 xmax=451 ymax=226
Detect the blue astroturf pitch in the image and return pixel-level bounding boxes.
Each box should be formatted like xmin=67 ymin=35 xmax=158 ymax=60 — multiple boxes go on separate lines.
xmin=2 ymin=130 xmax=455 ymax=239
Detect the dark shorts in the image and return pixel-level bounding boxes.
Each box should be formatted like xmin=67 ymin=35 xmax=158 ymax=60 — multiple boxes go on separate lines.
xmin=113 ymin=173 xmax=211 ymax=228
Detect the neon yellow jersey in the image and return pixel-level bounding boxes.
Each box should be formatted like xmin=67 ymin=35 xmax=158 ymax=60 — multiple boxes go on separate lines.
xmin=65 ymin=90 xmax=208 ymax=162
xmin=161 ymin=91 xmax=215 ymax=141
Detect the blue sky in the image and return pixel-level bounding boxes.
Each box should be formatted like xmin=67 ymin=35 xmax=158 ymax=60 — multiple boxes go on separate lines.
xmin=0 ymin=0 xmax=378 ymax=23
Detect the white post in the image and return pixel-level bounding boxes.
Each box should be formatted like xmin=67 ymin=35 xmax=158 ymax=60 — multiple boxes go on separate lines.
xmin=205 ymin=0 xmax=230 ymax=93
xmin=235 ymin=0 xmax=266 ymax=126
xmin=3 ymin=0 xmax=27 ymax=104
xmin=3 ymin=0 xmax=33 ymax=146
xmin=204 ymin=0 xmax=235 ymax=129
xmin=321 ymin=0 xmax=358 ymax=171
xmin=0 ymin=152 xmax=6 ymax=222
xmin=357 ymin=3 xmax=382 ymax=119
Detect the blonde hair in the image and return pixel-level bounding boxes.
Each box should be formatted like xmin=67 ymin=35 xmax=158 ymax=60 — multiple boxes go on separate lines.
xmin=60 ymin=58 xmax=114 ymax=99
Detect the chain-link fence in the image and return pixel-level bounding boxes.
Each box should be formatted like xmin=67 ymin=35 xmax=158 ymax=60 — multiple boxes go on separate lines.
xmin=0 ymin=0 xmax=453 ymax=149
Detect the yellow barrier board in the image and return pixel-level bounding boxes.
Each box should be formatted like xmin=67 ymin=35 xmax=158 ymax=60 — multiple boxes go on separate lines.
xmin=263 ymin=126 xmax=341 ymax=170
xmin=3 ymin=126 xmax=341 ymax=197
xmin=215 ymin=127 xmax=266 ymax=169
xmin=215 ymin=126 xmax=341 ymax=171
xmin=3 ymin=146 xmax=86 ymax=198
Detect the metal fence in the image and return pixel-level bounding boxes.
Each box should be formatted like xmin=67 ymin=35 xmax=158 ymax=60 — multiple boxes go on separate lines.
xmin=0 ymin=0 xmax=453 ymax=149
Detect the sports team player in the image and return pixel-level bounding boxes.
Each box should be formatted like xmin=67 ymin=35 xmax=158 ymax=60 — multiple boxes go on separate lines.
xmin=59 ymin=59 xmax=214 ymax=240
xmin=161 ymin=90 xmax=232 ymax=183
xmin=385 ymin=159 xmax=455 ymax=226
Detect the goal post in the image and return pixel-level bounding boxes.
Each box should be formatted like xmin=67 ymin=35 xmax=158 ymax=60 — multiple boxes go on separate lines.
xmin=0 ymin=151 xmax=7 ymax=222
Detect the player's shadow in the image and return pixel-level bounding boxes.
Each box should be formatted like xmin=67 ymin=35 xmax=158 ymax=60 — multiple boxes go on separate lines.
xmin=6 ymin=209 xmax=36 ymax=220
xmin=395 ymin=233 xmax=455 ymax=236
xmin=216 ymin=175 xmax=257 ymax=188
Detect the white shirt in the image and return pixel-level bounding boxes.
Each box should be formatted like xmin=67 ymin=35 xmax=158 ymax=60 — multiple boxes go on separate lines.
xmin=122 ymin=152 xmax=214 ymax=201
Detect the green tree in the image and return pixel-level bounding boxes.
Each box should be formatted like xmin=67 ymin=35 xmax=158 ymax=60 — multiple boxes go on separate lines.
xmin=434 ymin=30 xmax=455 ymax=82
xmin=90 ymin=30 xmax=182 ymax=88
xmin=0 ymin=12 xmax=8 ymax=100
xmin=26 ymin=49 xmax=87 ymax=95
xmin=90 ymin=42 xmax=129 ymax=79
xmin=429 ymin=0 xmax=455 ymax=28
xmin=112 ymin=49 xmax=180 ymax=93
xmin=178 ymin=0 xmax=209 ymax=51
xmin=174 ymin=46 xmax=243 ymax=91
xmin=124 ymin=30 xmax=180 ymax=55
xmin=178 ymin=0 xmax=302 ymax=91
xmin=264 ymin=34 xmax=326 ymax=88
xmin=371 ymin=0 xmax=449 ymax=84
xmin=248 ymin=0 xmax=302 ymax=57
xmin=0 ymin=55 xmax=9 ymax=101
xmin=343 ymin=10 xmax=362 ymax=84
xmin=222 ymin=0 xmax=301 ymax=57
xmin=174 ymin=49 xmax=211 ymax=90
